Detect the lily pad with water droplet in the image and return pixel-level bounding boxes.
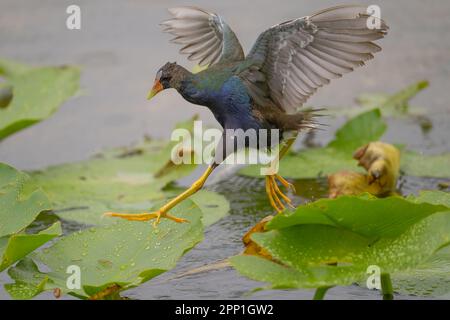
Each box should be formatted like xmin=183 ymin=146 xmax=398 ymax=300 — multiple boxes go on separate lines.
xmin=0 ymin=163 xmax=52 ymax=237
xmin=0 ymin=222 xmax=61 ymax=272
xmin=5 ymin=199 xmax=203 ymax=299
xmin=0 ymin=163 xmax=61 ymax=274
xmin=231 ymin=191 xmax=450 ymax=297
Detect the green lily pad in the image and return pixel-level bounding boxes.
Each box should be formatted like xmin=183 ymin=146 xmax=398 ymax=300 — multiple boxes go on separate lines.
xmin=0 ymin=222 xmax=61 ymax=272
xmin=401 ymin=151 xmax=450 ymax=178
xmin=4 ymin=257 xmax=52 ymax=300
xmin=0 ymin=59 xmax=32 ymax=77
xmin=328 ymin=109 xmax=386 ymax=152
xmin=0 ymin=163 xmax=52 ymax=237
xmin=5 ymin=200 xmax=203 ymax=299
xmin=0 ymin=163 xmax=61 ymax=272
xmin=231 ymin=192 xmax=450 ymax=295
xmin=265 ymin=195 xmax=446 ymax=235
xmin=230 ymin=255 xmax=358 ymax=289
xmin=190 ymin=190 xmax=230 ymax=227
xmin=391 ymin=244 xmax=450 ymax=298
xmin=0 ymin=58 xmax=80 ymax=140
xmin=390 ymin=190 xmax=450 ymax=297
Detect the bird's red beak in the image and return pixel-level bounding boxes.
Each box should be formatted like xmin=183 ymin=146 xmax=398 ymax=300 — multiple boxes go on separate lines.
xmin=147 ymin=80 xmax=163 ymax=100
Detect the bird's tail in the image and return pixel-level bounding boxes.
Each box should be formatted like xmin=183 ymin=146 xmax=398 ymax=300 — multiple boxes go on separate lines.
xmin=275 ymin=108 xmax=327 ymax=132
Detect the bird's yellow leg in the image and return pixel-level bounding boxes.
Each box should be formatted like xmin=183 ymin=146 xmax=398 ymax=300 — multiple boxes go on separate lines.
xmin=105 ymin=165 xmax=215 ymax=227
xmin=265 ymin=137 xmax=297 ymax=213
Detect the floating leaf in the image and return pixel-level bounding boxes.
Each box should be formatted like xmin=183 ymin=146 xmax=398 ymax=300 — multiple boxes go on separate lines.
xmin=410 ymin=190 xmax=450 ymax=207
xmin=190 ymin=190 xmax=230 ymax=227
xmin=392 ymin=245 xmax=450 ymax=297
xmin=401 ymin=151 xmax=450 ymax=178
xmin=0 ymin=58 xmax=80 ymax=140
xmin=0 ymin=222 xmax=61 ymax=272
xmin=0 ymin=163 xmax=60 ymax=272
xmin=4 ymin=258 xmax=52 ymax=300
xmin=328 ymin=109 xmax=386 ymax=152
xmin=231 ymin=192 xmax=450 ymax=294
xmin=265 ymin=195 xmax=448 ymax=238
xmin=390 ymin=190 xmax=450 ymax=297
xmin=0 ymin=59 xmax=32 ymax=77
xmin=0 ymin=163 xmax=51 ymax=237
xmin=5 ymin=200 xmax=203 ymax=299
xmin=230 ymin=255 xmax=358 ymax=289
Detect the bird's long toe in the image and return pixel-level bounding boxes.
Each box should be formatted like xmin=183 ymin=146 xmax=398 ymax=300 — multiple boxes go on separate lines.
xmin=275 ymin=174 xmax=296 ymax=193
xmin=103 ymin=210 xmax=189 ymax=227
xmin=265 ymin=175 xmax=296 ymax=213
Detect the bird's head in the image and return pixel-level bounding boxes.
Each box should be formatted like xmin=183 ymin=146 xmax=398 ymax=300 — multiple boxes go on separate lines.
xmin=147 ymin=62 xmax=182 ymax=100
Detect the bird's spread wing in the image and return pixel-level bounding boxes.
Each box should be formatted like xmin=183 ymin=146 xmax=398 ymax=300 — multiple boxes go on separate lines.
xmin=241 ymin=5 xmax=389 ymax=113
xmin=161 ymin=6 xmax=245 ymax=66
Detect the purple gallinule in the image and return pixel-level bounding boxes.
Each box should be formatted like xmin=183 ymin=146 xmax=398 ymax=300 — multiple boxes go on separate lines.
xmin=105 ymin=5 xmax=388 ymax=226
